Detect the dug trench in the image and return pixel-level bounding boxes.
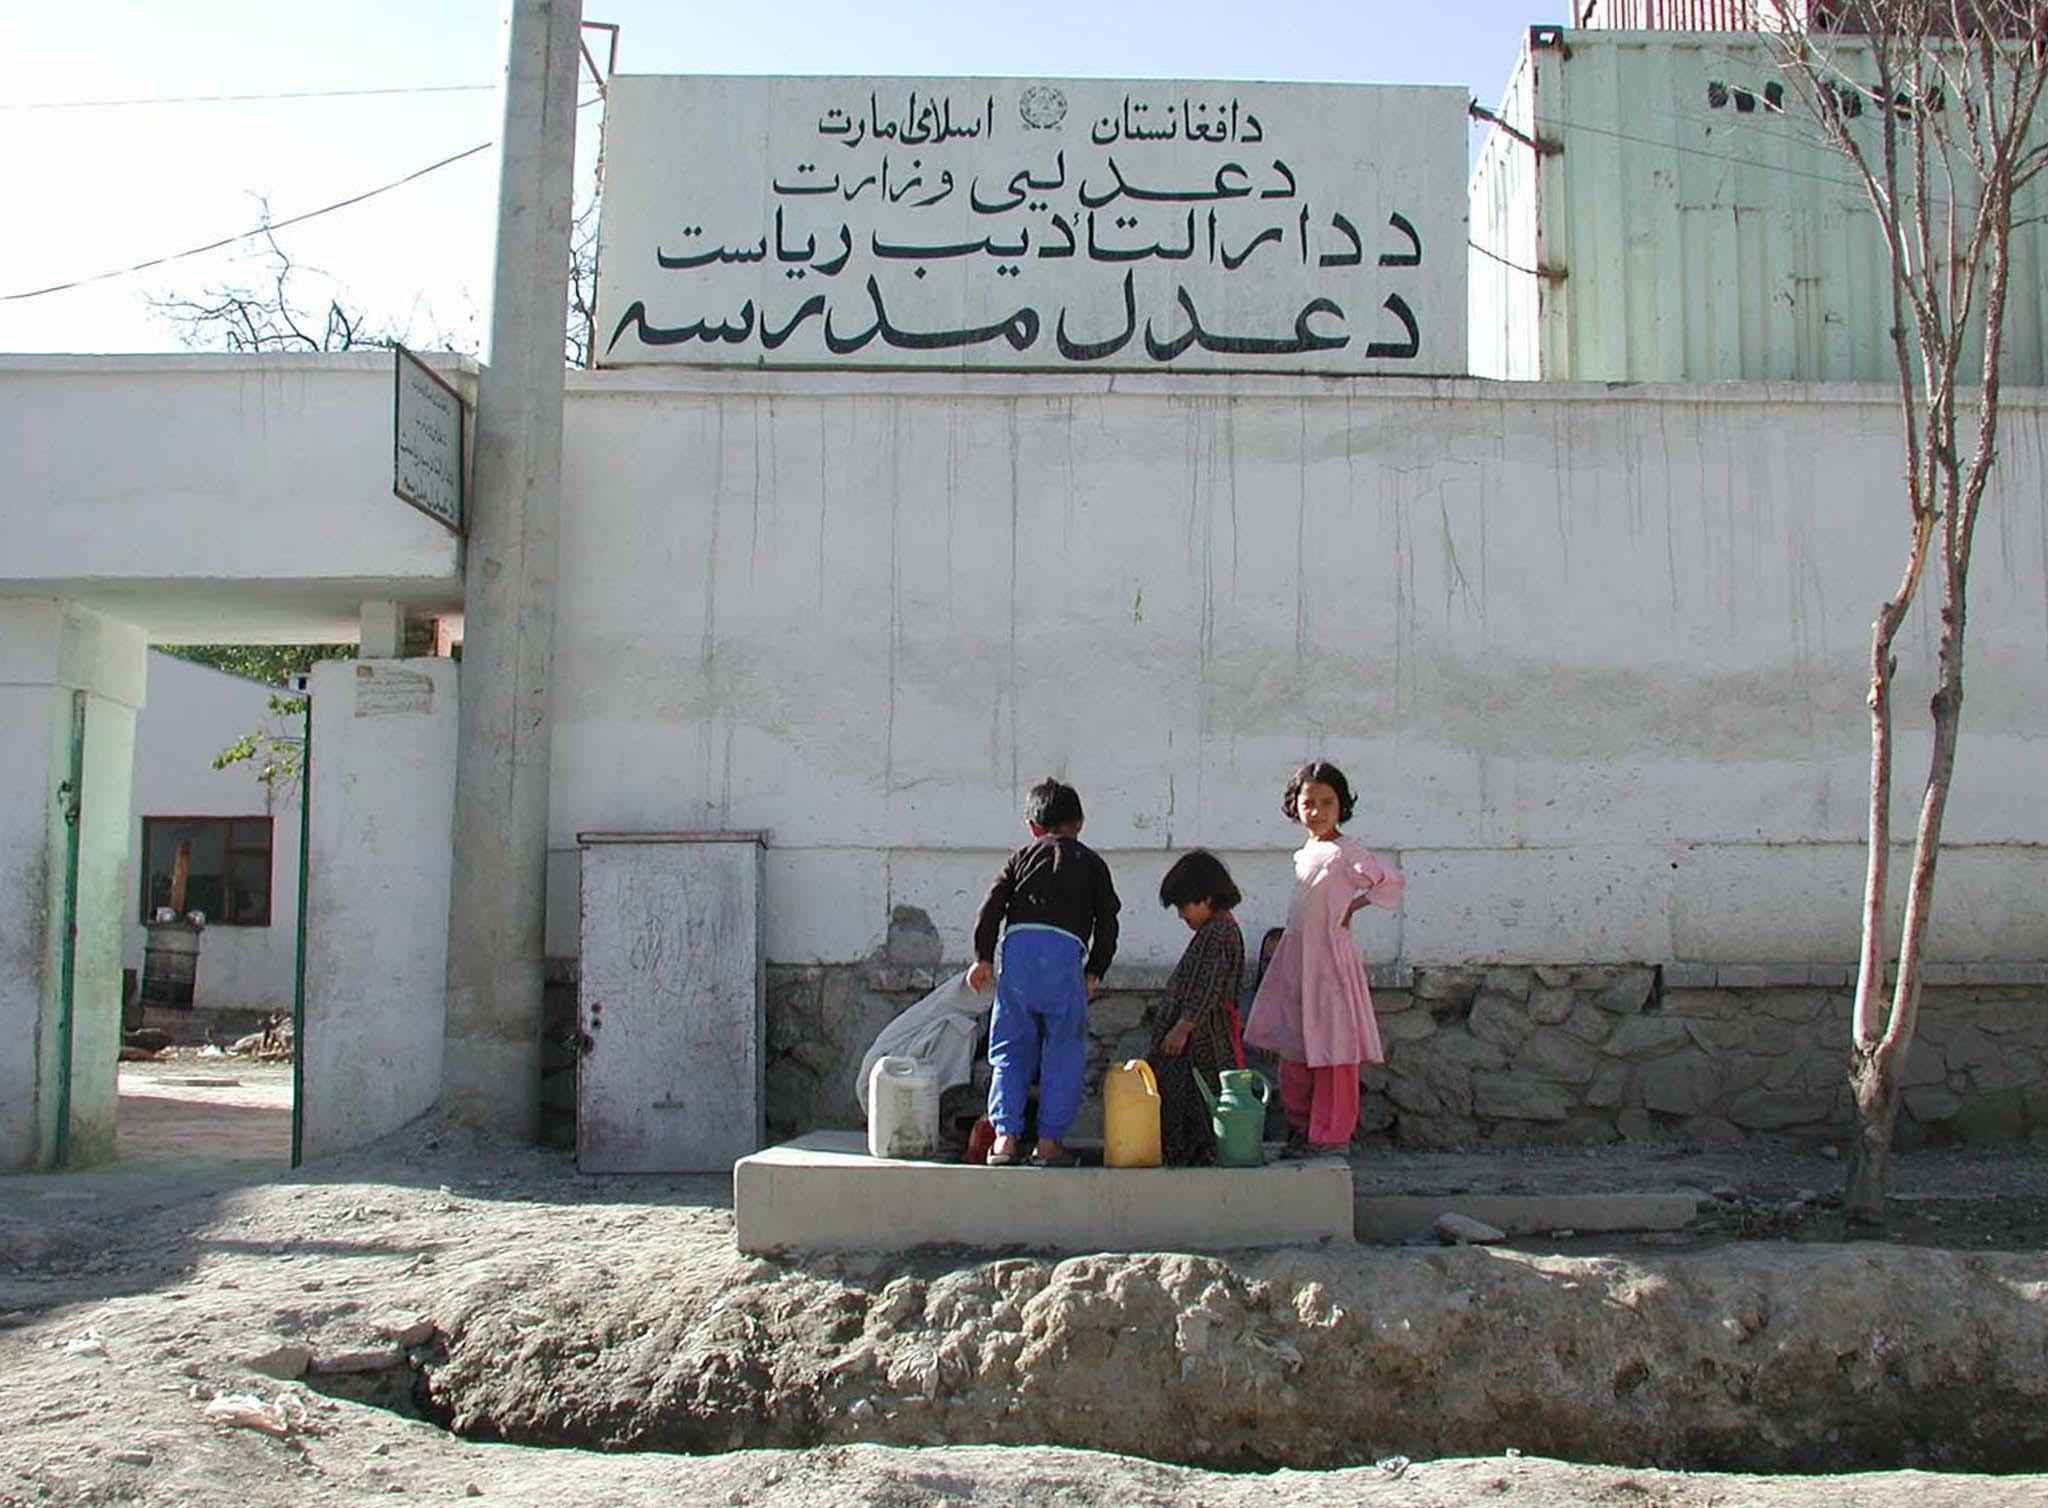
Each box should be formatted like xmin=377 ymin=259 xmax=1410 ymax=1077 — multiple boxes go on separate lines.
xmin=385 ymin=1238 xmax=2048 ymax=1474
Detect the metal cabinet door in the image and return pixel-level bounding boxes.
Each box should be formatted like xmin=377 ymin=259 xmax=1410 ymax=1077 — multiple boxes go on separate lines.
xmin=577 ymin=834 xmax=764 ymax=1172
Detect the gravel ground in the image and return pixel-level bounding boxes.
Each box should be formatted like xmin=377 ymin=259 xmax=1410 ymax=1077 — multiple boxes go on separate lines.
xmin=7 ymin=1095 xmax=2048 ymax=1506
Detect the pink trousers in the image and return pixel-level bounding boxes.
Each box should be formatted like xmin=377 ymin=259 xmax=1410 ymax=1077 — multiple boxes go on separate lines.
xmin=1279 ymin=1058 xmax=1360 ymax=1145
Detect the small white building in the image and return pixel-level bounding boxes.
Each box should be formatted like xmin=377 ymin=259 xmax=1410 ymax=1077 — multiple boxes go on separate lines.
xmin=125 ymin=650 xmax=303 ymax=1016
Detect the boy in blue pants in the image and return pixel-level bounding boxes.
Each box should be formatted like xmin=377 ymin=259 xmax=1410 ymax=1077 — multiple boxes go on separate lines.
xmin=966 ymin=778 xmax=1121 ymax=1168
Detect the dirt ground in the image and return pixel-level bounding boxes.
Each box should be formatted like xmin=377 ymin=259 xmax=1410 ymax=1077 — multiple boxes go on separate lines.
xmin=5 ymin=1075 xmax=2048 ymax=1506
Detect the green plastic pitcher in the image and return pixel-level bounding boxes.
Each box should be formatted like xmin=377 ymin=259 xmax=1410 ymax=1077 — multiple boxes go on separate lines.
xmin=1195 ymin=1068 xmax=1272 ymax=1167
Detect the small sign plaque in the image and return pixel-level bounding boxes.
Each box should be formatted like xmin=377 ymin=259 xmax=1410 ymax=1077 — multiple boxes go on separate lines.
xmin=353 ymin=663 xmax=436 ymax=717
xmin=393 ymin=346 xmax=465 ymax=534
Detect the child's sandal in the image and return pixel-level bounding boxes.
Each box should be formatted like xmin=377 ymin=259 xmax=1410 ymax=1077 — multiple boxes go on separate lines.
xmin=985 ymin=1149 xmax=1022 ymax=1167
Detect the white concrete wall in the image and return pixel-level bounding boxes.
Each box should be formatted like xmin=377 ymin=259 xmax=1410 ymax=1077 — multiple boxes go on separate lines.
xmin=299 ymin=657 xmax=458 ymax=1161
xmin=547 ymin=372 xmax=2048 ymax=973
xmin=0 ymin=600 xmax=146 ymax=1169
xmin=125 ymin=651 xmax=303 ymax=1013
xmin=0 ymin=354 xmax=467 ymax=643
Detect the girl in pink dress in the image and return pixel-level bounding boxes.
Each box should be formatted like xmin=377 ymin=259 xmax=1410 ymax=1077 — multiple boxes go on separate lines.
xmin=1243 ymin=761 xmax=1405 ymax=1156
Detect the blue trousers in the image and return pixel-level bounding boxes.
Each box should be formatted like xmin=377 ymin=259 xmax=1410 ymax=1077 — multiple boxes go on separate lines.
xmin=987 ymin=925 xmax=1088 ymax=1141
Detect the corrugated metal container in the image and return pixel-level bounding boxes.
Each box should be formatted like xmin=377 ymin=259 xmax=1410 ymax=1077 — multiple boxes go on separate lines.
xmin=1468 ymin=27 xmax=2048 ymax=383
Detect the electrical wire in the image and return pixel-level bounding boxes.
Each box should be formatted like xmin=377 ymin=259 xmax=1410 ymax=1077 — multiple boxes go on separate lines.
xmin=1539 ymin=112 xmax=1875 ymax=191
xmin=0 ymin=142 xmax=494 ymax=301
xmin=2 ymin=83 xmax=496 ymax=111
xmin=1468 ymin=238 xmax=1555 ymax=279
xmin=1 ymin=95 xmax=603 ymax=303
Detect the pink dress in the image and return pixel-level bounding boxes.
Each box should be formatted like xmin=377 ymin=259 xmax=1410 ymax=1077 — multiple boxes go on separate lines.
xmin=1244 ymin=835 xmax=1404 ymax=1068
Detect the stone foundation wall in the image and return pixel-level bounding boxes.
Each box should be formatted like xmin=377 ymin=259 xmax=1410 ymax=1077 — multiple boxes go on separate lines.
xmin=1366 ymin=966 xmax=2048 ymax=1148
xmin=543 ymin=959 xmax=2048 ymax=1151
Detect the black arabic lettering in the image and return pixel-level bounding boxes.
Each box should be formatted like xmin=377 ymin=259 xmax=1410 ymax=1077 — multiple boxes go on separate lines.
xmin=1180 ymin=97 xmax=1252 ymax=142
xmin=871 ymin=226 xmax=1031 ymax=262
xmin=1055 ymin=269 xmax=1137 ymax=361
xmin=884 ymin=158 xmax=927 ymax=205
xmin=908 ymin=169 xmax=956 ymax=209
xmin=1143 ymin=294 xmax=1196 ymax=362
xmin=1143 ymin=286 xmax=1350 ymax=361
xmin=762 ymin=294 xmax=827 ymax=348
xmin=1126 ymin=96 xmax=1177 ymax=140
xmin=970 ymin=153 xmax=1066 ymax=215
xmin=1319 ymin=211 xmax=1362 ymax=268
xmin=611 ymin=286 xmax=1048 ymax=358
xmin=823 ymin=291 xmax=880 ymax=354
xmin=1364 ymin=293 xmax=1419 ymax=359
xmin=868 ymin=90 xmax=898 ymax=143
xmin=1085 ymin=208 xmax=1195 ymax=263
xmin=605 ymin=300 xmax=757 ymax=353
xmin=1261 ymin=159 xmax=1297 ymax=199
xmin=1079 ymin=158 xmax=1255 ymax=208
xmin=1219 ymin=222 xmax=1284 ymax=271
xmin=655 ymin=236 xmax=767 ymax=270
xmin=972 ymin=174 xmax=1026 ymax=214
xmin=772 ymin=164 xmax=841 ymax=196
xmin=774 ymin=206 xmax=814 ymax=264
xmin=866 ymin=274 xmax=1040 ymax=351
xmin=861 ymin=89 xmax=989 ymax=148
xmin=1379 ymin=211 xmax=1422 ymax=267
xmin=813 ymin=225 xmax=852 ymax=277
xmin=901 ymin=95 xmax=933 ymax=145
xmin=1039 ymin=213 xmax=1077 ymax=259
xmin=1096 ymin=94 xmax=1255 ymax=146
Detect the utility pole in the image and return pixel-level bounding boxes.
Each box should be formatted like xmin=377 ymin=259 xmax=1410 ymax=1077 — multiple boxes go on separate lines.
xmin=442 ymin=0 xmax=582 ymax=1135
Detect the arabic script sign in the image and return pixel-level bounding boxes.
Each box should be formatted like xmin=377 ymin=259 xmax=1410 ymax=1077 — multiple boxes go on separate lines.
xmin=596 ymin=75 xmax=1467 ymax=373
xmin=392 ymin=347 xmax=464 ymax=534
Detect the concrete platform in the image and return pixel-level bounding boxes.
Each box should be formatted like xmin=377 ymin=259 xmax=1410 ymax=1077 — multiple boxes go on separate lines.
xmin=733 ymin=1132 xmax=1354 ymax=1254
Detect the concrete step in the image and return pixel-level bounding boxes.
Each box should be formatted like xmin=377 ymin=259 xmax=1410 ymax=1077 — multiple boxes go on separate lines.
xmin=734 ymin=1131 xmax=1354 ymax=1255
xmin=733 ymin=1133 xmax=1703 ymax=1254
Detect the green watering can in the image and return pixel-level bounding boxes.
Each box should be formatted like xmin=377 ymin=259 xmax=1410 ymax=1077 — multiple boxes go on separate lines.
xmin=1195 ymin=1068 xmax=1273 ymax=1167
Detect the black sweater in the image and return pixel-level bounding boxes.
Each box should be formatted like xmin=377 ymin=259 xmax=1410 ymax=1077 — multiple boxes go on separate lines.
xmin=971 ymin=834 xmax=1121 ymax=981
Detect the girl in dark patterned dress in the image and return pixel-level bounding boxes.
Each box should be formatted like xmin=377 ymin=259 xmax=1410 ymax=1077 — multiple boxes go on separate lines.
xmin=1149 ymin=851 xmax=1248 ymax=1166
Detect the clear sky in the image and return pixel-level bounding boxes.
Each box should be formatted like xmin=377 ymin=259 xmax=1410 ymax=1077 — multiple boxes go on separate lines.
xmin=0 ymin=2 xmax=1562 ymax=355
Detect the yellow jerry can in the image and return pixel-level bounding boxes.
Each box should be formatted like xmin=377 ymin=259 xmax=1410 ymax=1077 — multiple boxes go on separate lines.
xmin=1102 ymin=1058 xmax=1162 ymax=1168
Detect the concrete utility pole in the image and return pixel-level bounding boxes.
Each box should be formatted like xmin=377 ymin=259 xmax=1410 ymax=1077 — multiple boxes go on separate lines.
xmin=443 ymin=0 xmax=583 ymax=1136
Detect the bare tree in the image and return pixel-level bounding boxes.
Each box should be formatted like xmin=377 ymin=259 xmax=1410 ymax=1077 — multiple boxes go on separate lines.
xmin=566 ymin=192 xmax=601 ymax=369
xmin=1773 ymin=0 xmax=2048 ymax=1223
xmin=150 ymin=203 xmax=392 ymax=354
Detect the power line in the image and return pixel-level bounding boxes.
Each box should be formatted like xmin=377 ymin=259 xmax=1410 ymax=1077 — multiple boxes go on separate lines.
xmin=0 ymin=141 xmax=494 ymax=302
xmin=2 ymin=83 xmax=496 ymax=111
xmin=1539 ymin=112 xmax=1874 ymax=191
xmin=1468 ymin=238 xmax=1557 ymax=280
xmin=1 ymin=94 xmax=603 ymax=304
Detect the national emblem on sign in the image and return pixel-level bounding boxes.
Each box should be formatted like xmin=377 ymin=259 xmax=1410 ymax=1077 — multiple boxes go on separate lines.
xmin=1018 ymin=84 xmax=1067 ymax=129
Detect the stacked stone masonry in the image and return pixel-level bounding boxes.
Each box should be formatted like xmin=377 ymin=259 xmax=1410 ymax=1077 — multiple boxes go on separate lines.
xmin=545 ymin=958 xmax=2048 ymax=1151
xmin=758 ymin=962 xmax=2048 ymax=1150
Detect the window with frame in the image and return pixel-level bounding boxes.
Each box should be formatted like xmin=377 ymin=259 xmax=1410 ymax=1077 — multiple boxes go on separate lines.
xmin=139 ymin=816 xmax=274 ymax=927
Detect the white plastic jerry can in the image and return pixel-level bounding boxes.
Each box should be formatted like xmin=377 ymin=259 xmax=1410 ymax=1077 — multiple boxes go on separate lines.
xmin=866 ymin=1055 xmax=940 ymax=1160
